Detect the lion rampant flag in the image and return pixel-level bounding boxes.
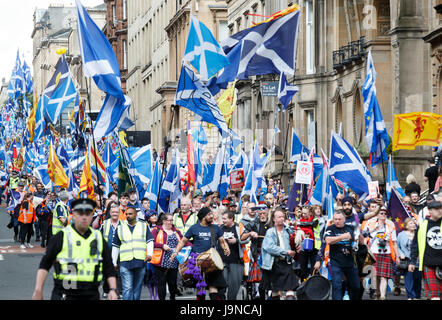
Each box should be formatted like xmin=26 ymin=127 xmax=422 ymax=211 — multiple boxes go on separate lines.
xmin=393 ymin=112 xmax=442 ymax=151
xmin=79 ymin=152 xmax=95 ymax=200
xmin=48 ymin=141 xmax=69 ymax=188
xmin=217 ymin=82 xmax=237 ymax=128
xmin=27 ymin=92 xmax=38 ymax=142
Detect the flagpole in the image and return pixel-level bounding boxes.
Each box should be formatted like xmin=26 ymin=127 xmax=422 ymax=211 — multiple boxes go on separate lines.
xmin=279 ymin=111 xmax=290 ymax=190
xmin=155 ymin=106 xmax=175 ymax=212
xmin=85 ymin=77 xmax=104 ymax=211
xmin=379 ymin=138 xmax=387 ymax=199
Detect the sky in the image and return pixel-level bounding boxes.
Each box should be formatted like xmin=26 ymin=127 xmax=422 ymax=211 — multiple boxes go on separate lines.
xmin=0 ymin=0 xmax=103 ymax=84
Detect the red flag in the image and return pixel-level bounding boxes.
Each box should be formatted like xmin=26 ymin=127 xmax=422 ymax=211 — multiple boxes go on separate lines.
xmin=306 ymin=147 xmax=315 ymax=203
xmin=187 ymin=121 xmax=195 ymax=192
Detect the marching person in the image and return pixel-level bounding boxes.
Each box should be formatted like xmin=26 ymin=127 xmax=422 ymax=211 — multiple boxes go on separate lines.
xmin=409 ymin=200 xmax=442 ymax=300
xmin=18 ymin=192 xmax=36 ymax=249
xmin=32 ymin=198 xmax=118 ymax=300
xmin=173 ymin=197 xmax=198 ymax=236
xmin=51 ymin=191 xmax=70 ymax=236
xmin=112 ymin=206 xmax=154 ymax=300
xmin=260 ymin=207 xmax=300 ymax=300
xmin=171 ymin=206 xmax=231 ymax=300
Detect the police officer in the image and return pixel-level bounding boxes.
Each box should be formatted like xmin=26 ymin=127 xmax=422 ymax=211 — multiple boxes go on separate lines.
xmin=32 ymin=198 xmax=118 ymax=300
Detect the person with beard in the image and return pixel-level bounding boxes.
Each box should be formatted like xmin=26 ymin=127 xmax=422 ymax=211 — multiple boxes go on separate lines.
xmin=341 ymin=196 xmax=366 ymax=300
xmin=171 ymin=206 xmax=230 ymax=300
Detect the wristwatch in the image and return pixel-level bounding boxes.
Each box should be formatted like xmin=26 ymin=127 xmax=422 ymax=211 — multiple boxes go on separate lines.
xmin=109 ymin=288 xmax=118 ymax=293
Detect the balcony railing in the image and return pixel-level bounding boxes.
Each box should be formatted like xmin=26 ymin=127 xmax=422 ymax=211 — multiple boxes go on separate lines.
xmin=333 ymin=36 xmax=366 ymax=71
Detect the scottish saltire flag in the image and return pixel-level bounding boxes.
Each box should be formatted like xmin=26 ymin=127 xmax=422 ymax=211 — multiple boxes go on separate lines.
xmin=175 ymin=64 xmax=229 ymax=137
xmin=128 ymin=145 xmax=153 ymax=196
xmin=201 ymin=162 xmax=214 ymax=194
xmin=146 ymin=159 xmax=162 ymax=209
xmin=176 ymin=246 xmax=192 ymax=265
xmin=7 ymin=50 xmax=25 ymax=100
xmin=6 ymin=190 xmax=22 ymax=211
xmin=43 ymin=56 xmax=78 ymax=125
xmin=158 ymin=149 xmax=181 ymax=214
xmin=22 ymin=59 xmax=33 ymax=94
xmin=201 ymin=146 xmax=225 ymax=195
xmin=75 ymin=0 xmax=124 ymax=100
xmin=33 ymin=162 xmax=52 ymax=190
xmin=290 ymin=128 xmax=309 ymax=162
xmin=329 ymin=131 xmax=372 ymax=198
xmin=363 ymin=51 xmax=390 ymax=167
xmin=221 ymin=8 xmax=300 ymax=80
xmin=183 ymin=15 xmax=229 ymax=81
xmin=93 ymin=94 xmax=134 ymax=139
xmin=278 ymin=72 xmax=298 ymax=111
xmin=56 ymin=144 xmax=78 ymax=192
xmin=326 ymin=184 xmax=335 ymax=220
xmin=386 ymin=156 xmax=405 ymax=201
xmin=206 ymin=42 xmax=243 ymax=96
xmin=240 ymin=164 xmax=258 ymax=204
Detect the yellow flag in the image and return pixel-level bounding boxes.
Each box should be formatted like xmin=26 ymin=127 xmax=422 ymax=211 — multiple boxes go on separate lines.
xmin=48 ymin=141 xmax=69 ymax=188
xmin=393 ymin=112 xmax=442 ymax=151
xmin=27 ymin=92 xmax=38 ymax=142
xmin=79 ymin=152 xmax=95 ymax=200
xmin=217 ymin=82 xmax=237 ymax=128
xmin=119 ymin=131 xmax=129 ymax=148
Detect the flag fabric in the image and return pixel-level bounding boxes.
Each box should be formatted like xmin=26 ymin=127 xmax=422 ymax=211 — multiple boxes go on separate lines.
xmin=306 ymin=148 xmax=316 ymax=201
xmin=175 ymin=64 xmax=229 ymax=138
xmin=75 ymin=0 xmax=124 ymax=100
xmin=128 ymin=144 xmax=153 ymax=187
xmin=42 ymin=56 xmax=78 ymax=125
xmin=392 ymin=112 xmax=442 ymax=151
xmin=183 ymin=15 xmax=229 ymax=81
xmin=290 ymin=128 xmax=309 ymax=162
xmin=47 ymin=141 xmax=69 ymax=189
xmin=27 ymin=92 xmax=38 ymax=142
xmin=33 ymin=163 xmax=52 ymax=190
xmin=56 ymin=144 xmax=78 ymax=192
xmin=387 ymin=188 xmax=412 ymax=234
xmin=278 ymin=72 xmax=298 ymax=111
xmin=329 ymin=131 xmax=372 ymax=198
xmin=363 ymin=51 xmax=390 ymax=167
xmin=186 ymin=122 xmax=196 ymax=189
xmin=201 ymin=146 xmax=225 ymax=195
xmin=79 ymin=151 xmax=95 ymax=200
xmin=386 ymin=156 xmax=405 ymax=201
xmin=7 ymin=50 xmax=25 ymax=100
xmin=287 ymin=181 xmax=304 ymax=212
xmin=33 ymin=96 xmax=46 ymax=142
xmin=216 ymin=82 xmax=236 ymax=128
xmin=22 ymin=59 xmax=33 ymax=94
xmin=146 ymin=159 xmax=162 ymax=210
xmin=221 ymin=6 xmax=300 ymax=80
xmin=158 ymin=149 xmax=181 ymax=214
xmin=93 ymin=94 xmax=134 ymax=140
xmin=117 ymin=145 xmax=135 ymax=196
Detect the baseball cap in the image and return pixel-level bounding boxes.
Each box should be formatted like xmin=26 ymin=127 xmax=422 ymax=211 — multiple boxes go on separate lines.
xmin=428 ymin=201 xmax=442 ymax=209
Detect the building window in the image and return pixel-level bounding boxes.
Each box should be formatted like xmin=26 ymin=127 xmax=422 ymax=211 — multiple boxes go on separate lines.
xmin=123 ymin=0 xmax=127 ymax=20
xmin=305 ymin=0 xmax=314 ymax=74
xmin=112 ymin=5 xmax=117 ymax=24
xmin=123 ymin=40 xmax=128 ymax=69
xmin=218 ymin=21 xmax=228 ymax=42
xmin=305 ymin=109 xmax=316 ymax=150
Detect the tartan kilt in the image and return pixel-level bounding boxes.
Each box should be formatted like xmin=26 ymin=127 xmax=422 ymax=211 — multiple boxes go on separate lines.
xmin=247 ymin=261 xmax=262 ymax=283
xmin=423 ymin=266 xmax=442 ymax=299
xmin=373 ymin=253 xmax=394 ymax=279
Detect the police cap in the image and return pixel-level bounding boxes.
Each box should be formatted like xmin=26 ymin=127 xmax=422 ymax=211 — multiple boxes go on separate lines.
xmin=71 ymin=198 xmax=97 ymax=213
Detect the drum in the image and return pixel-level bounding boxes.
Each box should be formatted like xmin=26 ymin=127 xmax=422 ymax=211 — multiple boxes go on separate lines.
xmin=296 ymin=273 xmax=331 ymax=300
xmin=178 ymin=261 xmax=197 ymax=288
xmin=196 ymin=247 xmax=224 ymax=274
xmin=363 ymin=248 xmax=377 ymax=268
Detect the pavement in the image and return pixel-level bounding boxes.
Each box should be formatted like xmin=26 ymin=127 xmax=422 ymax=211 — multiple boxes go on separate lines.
xmin=0 ymin=205 xmax=415 ymax=300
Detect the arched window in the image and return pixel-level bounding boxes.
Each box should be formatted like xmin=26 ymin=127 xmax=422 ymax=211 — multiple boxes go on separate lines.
xmin=353 ymin=89 xmax=364 ymax=146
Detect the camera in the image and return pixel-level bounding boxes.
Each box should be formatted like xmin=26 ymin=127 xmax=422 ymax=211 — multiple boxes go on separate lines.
xmin=378 ymin=238 xmax=387 ymax=249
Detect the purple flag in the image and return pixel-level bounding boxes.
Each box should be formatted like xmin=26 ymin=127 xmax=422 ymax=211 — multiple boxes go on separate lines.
xmin=387 ymin=187 xmax=413 ymax=234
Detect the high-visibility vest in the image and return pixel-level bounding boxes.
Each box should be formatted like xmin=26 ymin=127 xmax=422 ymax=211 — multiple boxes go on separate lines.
xmin=25 ymin=184 xmax=36 ymax=193
xmin=151 ymin=227 xmax=182 ymax=265
xmin=102 ymin=219 xmax=119 ymax=242
xmin=313 ymin=218 xmax=322 ymax=250
xmin=18 ymin=201 xmax=36 ymax=224
xmin=53 ymin=225 xmax=103 ymax=283
xmin=9 ymin=177 xmax=19 ymax=190
xmin=117 ymin=221 xmax=147 ymax=262
xmin=119 ymin=208 xmax=127 ymax=221
xmin=173 ymin=212 xmax=198 ymax=235
xmin=52 ymin=202 xmax=69 ymax=235
xmin=417 ymin=219 xmax=442 ymax=271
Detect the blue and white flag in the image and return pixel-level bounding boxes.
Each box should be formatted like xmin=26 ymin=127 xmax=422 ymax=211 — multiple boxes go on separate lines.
xmin=278 ymin=72 xmax=298 ymax=111
xmin=93 ymin=94 xmax=134 ymax=139
xmin=33 ymin=163 xmax=52 ymax=190
xmin=329 ymin=131 xmax=372 ymax=198
xmin=363 ymin=51 xmax=390 ymax=167
xmin=22 ymin=59 xmax=33 ymax=94
xmin=7 ymin=50 xmax=25 ymax=100
xmin=221 ymin=9 xmax=300 ymax=80
xmin=183 ymin=15 xmax=229 ymax=81
xmin=175 ymin=63 xmax=229 ymax=137
xmin=56 ymin=144 xmax=78 ymax=192
xmin=201 ymin=145 xmax=225 ymax=195
xmin=75 ymin=0 xmax=124 ymax=100
xmin=158 ymin=149 xmax=181 ymax=214
xmin=128 ymin=145 xmax=153 ymax=196
xmin=290 ymin=128 xmax=309 ymax=162
xmin=146 ymin=159 xmax=162 ymax=209
xmin=43 ymin=56 xmax=78 ymax=125
xmin=386 ymin=156 xmax=405 ymax=201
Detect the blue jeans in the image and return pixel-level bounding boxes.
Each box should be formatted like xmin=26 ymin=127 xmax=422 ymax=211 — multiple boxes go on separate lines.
xmin=404 ymin=270 xmax=422 ymax=299
xmin=330 ymin=264 xmax=360 ymax=300
xmin=120 ymin=265 xmax=146 ymax=300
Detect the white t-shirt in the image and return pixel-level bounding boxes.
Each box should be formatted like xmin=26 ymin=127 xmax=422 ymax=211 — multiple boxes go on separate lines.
xmin=365 ymin=221 xmax=397 ymax=254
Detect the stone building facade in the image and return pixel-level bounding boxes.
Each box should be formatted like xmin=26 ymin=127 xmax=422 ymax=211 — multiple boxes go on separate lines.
xmin=226 ymin=0 xmax=439 ymax=190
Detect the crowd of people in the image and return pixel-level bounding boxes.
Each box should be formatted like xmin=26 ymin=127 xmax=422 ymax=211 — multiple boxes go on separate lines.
xmin=1 ymin=154 xmax=441 ymax=301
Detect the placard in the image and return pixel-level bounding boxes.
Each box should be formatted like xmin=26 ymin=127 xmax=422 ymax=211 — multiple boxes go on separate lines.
xmin=230 ymin=169 xmax=245 ymax=189
xmin=295 ymin=161 xmax=313 ymax=184
xmin=367 ymin=181 xmax=379 ymax=200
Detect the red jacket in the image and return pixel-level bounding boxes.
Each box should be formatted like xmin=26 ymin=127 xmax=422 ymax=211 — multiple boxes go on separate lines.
xmin=300 ymin=215 xmax=314 ymax=242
